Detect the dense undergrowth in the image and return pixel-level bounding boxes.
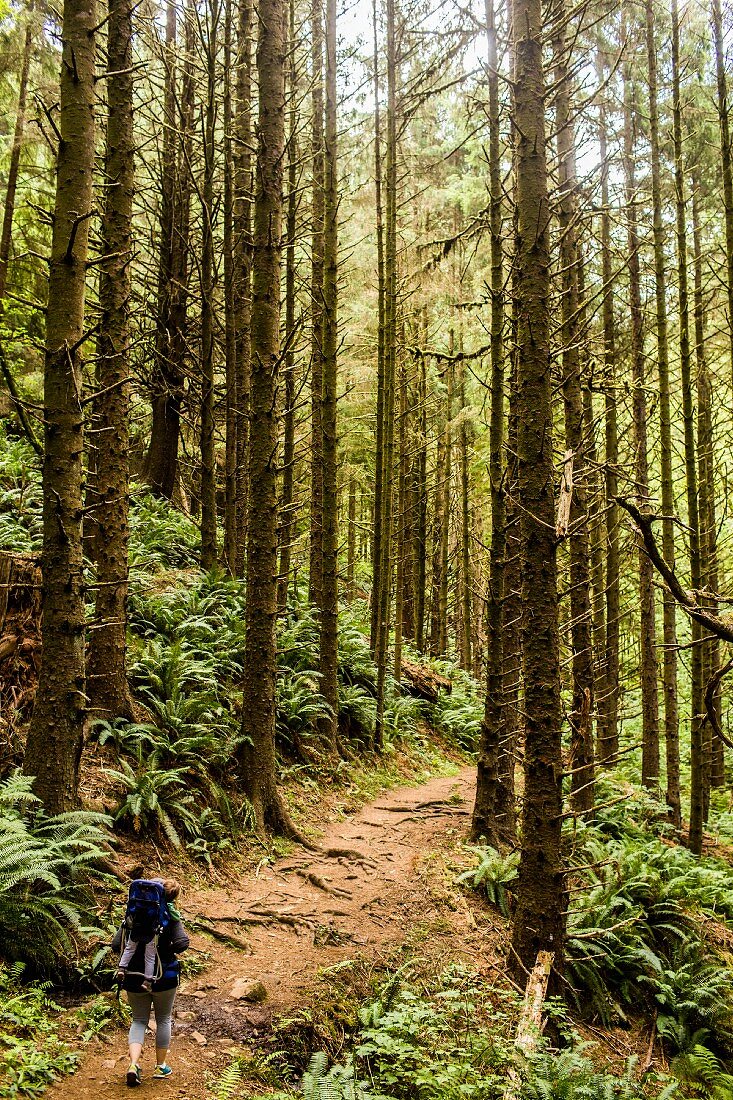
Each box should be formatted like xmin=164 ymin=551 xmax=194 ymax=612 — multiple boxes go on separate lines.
xmin=212 ymin=961 xmax=674 ymax=1100
xmin=458 ymin=780 xmax=733 ymax=1099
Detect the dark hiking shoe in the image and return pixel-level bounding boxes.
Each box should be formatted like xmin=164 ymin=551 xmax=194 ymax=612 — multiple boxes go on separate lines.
xmin=126 ymin=1064 xmax=141 ymax=1087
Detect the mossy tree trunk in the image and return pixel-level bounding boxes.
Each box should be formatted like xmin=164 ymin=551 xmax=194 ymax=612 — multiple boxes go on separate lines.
xmin=199 ymin=0 xmax=219 ymax=572
xmin=308 ymin=0 xmax=325 ymax=611
xmin=144 ymin=0 xmax=185 ymax=500
xmin=597 ymin=41 xmax=620 ymax=767
xmin=23 ymin=0 xmax=97 ymax=812
xmin=508 ymin=0 xmax=565 ymax=986
xmin=277 ymin=0 xmax=299 ymax=612
xmin=318 ymin=0 xmax=339 ymax=745
xmin=671 ymin=0 xmax=704 ymax=853
xmin=645 ymin=0 xmax=680 ymax=825
xmin=554 ymin=15 xmax=594 ymax=815
xmin=87 ymin=0 xmax=134 ymax=720
xmin=237 ymin=0 xmax=299 ymax=837
xmin=622 ymin=52 xmax=660 ymax=791
xmin=472 ymin=0 xmax=515 ymax=846
xmin=234 ymin=0 xmax=253 ymax=577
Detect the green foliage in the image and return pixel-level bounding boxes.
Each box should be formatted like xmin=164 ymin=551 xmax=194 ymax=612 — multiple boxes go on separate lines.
xmin=457 ymin=845 xmax=519 ymax=918
xmin=128 ymin=491 xmax=200 ymax=570
xmin=74 ymin=992 xmax=130 ymax=1042
xmin=302 ymin=1053 xmax=374 ymax=1100
xmin=209 ymin=1058 xmax=244 ymax=1100
xmin=0 ymin=963 xmax=78 ymax=1097
xmin=431 ymin=677 xmax=483 ymax=752
xmin=0 ymin=423 xmax=41 ymax=553
xmin=671 ymin=1043 xmax=733 ymax=1100
xmin=353 ymin=965 xmax=508 ymax=1099
xmin=519 ymin=1048 xmax=670 ymax=1100
xmin=291 ymin=967 xmax=672 ymax=1100
xmin=104 ymin=751 xmax=197 ymax=848
xmin=0 ymin=772 xmax=110 ymax=970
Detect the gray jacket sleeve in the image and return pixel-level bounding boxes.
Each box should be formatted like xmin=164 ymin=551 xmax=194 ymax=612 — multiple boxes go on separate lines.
xmin=168 ymin=919 xmax=190 ymax=955
xmin=111 ymin=924 xmax=124 ymax=952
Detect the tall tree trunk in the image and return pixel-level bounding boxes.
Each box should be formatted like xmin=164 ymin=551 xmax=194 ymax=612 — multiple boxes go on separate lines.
xmin=370 ymin=0 xmax=386 ymax=655
xmin=145 ymin=1 xmax=184 ymax=499
xmin=472 ymin=0 xmax=515 ymax=845
xmin=224 ymin=0 xmax=238 ymax=573
xmin=374 ymin=0 xmax=398 ymax=749
xmin=458 ymin=357 xmax=472 ymax=673
xmin=509 ymin=0 xmax=565 ymax=986
xmin=23 ymin=0 xmax=97 ymax=812
xmin=199 ymin=0 xmax=219 ymax=571
xmin=394 ymin=358 xmax=407 ymax=680
xmin=308 ymin=0 xmax=325 ymax=609
xmin=579 ymin=253 xmax=605 ymax=737
xmin=710 ymin=0 xmax=733 ymax=388
xmin=554 ymin=15 xmax=594 ymax=815
xmin=671 ymin=0 xmax=703 ymax=852
xmin=0 ymin=7 xmax=39 ymax=451
xmin=234 ymin=0 xmax=253 ymax=576
xmin=318 ymin=0 xmax=339 ymax=745
xmin=346 ymin=473 xmax=357 ymax=600
xmin=0 ymin=8 xmax=33 ymax=303
xmin=597 ymin=42 xmax=620 ymax=767
xmin=87 ymin=0 xmax=134 ymax=720
xmin=692 ymin=163 xmax=723 ymax=790
xmin=645 ymin=0 xmax=680 ymax=825
xmin=622 ymin=54 xmax=660 ymax=791
xmin=237 ymin=0 xmax=298 ymax=837
xmin=414 ymin=315 xmax=428 ymax=653
xmin=277 ymin=0 xmax=298 ymax=611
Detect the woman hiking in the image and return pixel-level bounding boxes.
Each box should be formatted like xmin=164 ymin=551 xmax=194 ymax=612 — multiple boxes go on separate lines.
xmin=112 ymin=877 xmax=190 ymax=1087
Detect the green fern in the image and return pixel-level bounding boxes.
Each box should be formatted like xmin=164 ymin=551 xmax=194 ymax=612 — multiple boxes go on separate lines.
xmin=457 ymin=846 xmax=519 ymax=918
xmin=0 ymin=773 xmax=110 ymax=969
xmin=210 ymin=1059 xmax=244 ymax=1100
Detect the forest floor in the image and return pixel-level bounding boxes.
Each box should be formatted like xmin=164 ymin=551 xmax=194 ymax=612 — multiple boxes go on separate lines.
xmin=49 ymin=765 xmax=510 ymax=1099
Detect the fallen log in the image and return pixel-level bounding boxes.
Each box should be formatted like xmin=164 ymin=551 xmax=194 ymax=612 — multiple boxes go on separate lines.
xmin=400 ymin=658 xmax=452 ymax=704
xmin=506 ymin=950 xmax=554 ymax=1100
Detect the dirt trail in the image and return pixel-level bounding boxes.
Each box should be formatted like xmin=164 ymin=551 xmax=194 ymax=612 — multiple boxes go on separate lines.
xmin=50 ymin=767 xmax=479 ymax=1099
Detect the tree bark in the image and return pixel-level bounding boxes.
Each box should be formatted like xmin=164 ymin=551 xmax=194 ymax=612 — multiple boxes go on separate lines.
xmin=237 ymin=0 xmax=299 ymax=837
xmin=597 ymin=42 xmax=620 ymax=767
xmin=199 ymin=0 xmax=219 ymax=571
xmin=710 ymin=0 xmax=733 ymax=390
xmin=622 ymin=53 xmax=660 ymax=791
xmin=553 ymin=16 xmax=594 ymax=815
xmin=369 ymin=0 xmax=386 ymax=655
xmin=692 ymin=160 xmax=723 ymax=790
xmin=224 ymin=0 xmax=238 ymax=573
xmin=509 ymin=0 xmax=565 ymax=986
xmin=645 ymin=0 xmax=679 ymax=825
xmin=234 ymin=0 xmax=253 ymax=577
xmin=23 ymin=0 xmax=97 ymax=812
xmin=87 ymin=0 xmax=135 ymax=720
xmin=671 ymin=0 xmax=704 ymax=852
xmin=277 ymin=0 xmax=298 ymax=612
xmin=472 ymin=0 xmax=515 ymax=845
xmin=144 ymin=1 xmax=186 ymax=499
xmin=308 ymin=0 xmax=325 ymax=610
xmin=318 ymin=0 xmax=339 ymax=746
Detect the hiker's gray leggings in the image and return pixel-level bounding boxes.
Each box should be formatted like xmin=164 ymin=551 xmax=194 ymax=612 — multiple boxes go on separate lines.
xmin=126 ymin=988 xmax=177 ymax=1051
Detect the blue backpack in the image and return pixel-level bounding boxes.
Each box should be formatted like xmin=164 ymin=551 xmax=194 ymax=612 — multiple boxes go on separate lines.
xmin=124 ymin=879 xmax=170 ymax=945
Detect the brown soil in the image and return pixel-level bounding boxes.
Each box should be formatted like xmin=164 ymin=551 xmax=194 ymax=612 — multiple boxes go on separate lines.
xmin=48 ymin=766 xmax=509 ymax=1100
